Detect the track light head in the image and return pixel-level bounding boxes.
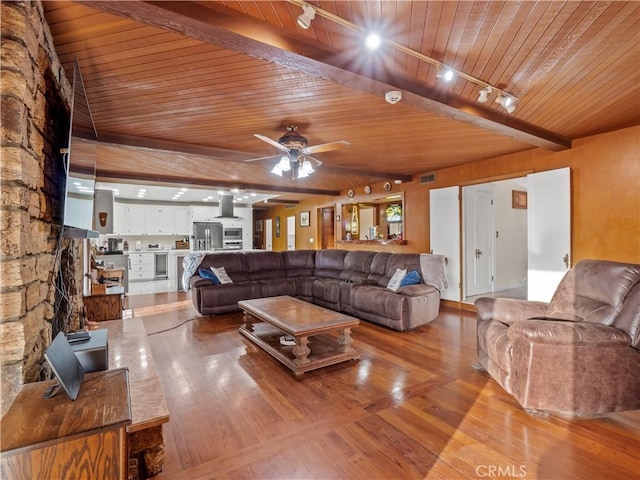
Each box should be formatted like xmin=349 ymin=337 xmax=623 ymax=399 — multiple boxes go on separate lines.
xmin=477 ymin=87 xmax=492 ymax=103
xmin=437 ymin=65 xmax=455 ymax=82
xmin=495 ymin=94 xmax=517 ymax=113
xmin=365 ymin=32 xmax=382 ymax=51
xmin=297 ymin=3 xmax=316 ymax=29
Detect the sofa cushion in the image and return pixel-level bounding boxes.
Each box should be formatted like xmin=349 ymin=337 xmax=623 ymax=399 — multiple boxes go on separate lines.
xmin=613 ymin=283 xmax=640 ymax=347
xmin=198 ymin=268 xmax=220 ymax=285
xmin=258 ymin=278 xmax=298 ymax=298
xmin=339 ymin=251 xmax=377 ymax=283
xmin=199 ymin=282 xmax=259 ymax=309
xmin=211 ymin=266 xmax=232 ymax=284
xmin=400 ymin=270 xmax=421 ymax=287
xmin=246 ymin=251 xmax=285 ymax=280
xmin=312 ymin=278 xmax=342 ymax=305
xmin=282 ymin=250 xmax=316 ymax=277
xmin=367 ymin=252 xmax=392 ymax=285
xmin=548 ymin=259 xmax=640 ymax=325
xmin=387 ymin=268 xmax=407 ymax=292
xmin=199 ymin=252 xmax=250 ymax=282
xmin=314 ymin=249 xmax=347 ymax=278
xmin=351 ymin=285 xmax=406 ymax=321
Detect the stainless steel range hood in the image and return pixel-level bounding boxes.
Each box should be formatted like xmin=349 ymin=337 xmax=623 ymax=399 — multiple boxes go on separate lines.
xmin=215 ymin=194 xmax=241 ymax=219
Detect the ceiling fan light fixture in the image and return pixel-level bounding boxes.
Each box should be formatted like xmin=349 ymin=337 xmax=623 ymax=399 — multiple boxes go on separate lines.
xmin=297 ymin=3 xmax=316 ymax=30
xmin=278 ymin=156 xmax=291 ymax=172
xmin=301 ymin=159 xmax=314 ymax=175
xmin=271 ymin=164 xmax=283 ymax=176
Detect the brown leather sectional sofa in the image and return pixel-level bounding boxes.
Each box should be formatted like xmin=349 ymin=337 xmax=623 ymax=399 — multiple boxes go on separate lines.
xmin=190 ymin=249 xmax=444 ymax=331
xmin=475 ymin=259 xmax=640 ymax=415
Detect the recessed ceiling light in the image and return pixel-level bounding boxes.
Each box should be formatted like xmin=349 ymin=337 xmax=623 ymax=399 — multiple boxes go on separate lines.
xmin=180 ymin=188 xmax=188 ymax=192
xmin=250 ymin=193 xmax=257 ymax=197
xmin=73 ymin=181 xmax=82 ymax=186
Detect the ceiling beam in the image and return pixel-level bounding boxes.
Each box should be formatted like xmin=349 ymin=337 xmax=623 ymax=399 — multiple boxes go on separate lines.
xmin=84 ymin=1 xmax=571 ymax=151
xmin=95 ymin=170 xmax=341 ymax=197
xmin=82 ymin=130 xmax=412 ymax=182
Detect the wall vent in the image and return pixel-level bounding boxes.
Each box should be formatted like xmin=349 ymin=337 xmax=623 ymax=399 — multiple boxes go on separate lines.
xmin=420 ymin=173 xmax=437 ymax=184
xmin=284 ymin=204 xmax=296 ymax=209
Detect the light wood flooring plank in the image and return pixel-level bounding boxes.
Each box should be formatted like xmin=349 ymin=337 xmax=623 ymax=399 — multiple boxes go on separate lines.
xmin=125 ymin=293 xmax=640 ymax=480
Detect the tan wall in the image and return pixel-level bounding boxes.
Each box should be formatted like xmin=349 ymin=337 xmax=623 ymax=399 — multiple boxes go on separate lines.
xmin=261 ymin=126 xmax=639 ymax=265
xmin=409 ymin=126 xmax=639 ymax=264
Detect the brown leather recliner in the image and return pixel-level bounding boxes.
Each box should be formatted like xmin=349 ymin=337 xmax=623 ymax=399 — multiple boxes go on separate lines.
xmin=475 ymin=259 xmax=640 ymax=415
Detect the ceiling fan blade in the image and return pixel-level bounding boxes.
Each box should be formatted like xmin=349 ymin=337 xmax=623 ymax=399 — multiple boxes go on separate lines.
xmin=254 ymin=133 xmax=289 ymax=153
xmin=244 ymin=154 xmax=279 ymax=163
xmin=303 ymin=140 xmax=350 ymax=155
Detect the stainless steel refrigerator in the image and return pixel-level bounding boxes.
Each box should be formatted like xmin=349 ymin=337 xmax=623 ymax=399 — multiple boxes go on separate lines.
xmin=192 ymin=222 xmax=223 ymax=251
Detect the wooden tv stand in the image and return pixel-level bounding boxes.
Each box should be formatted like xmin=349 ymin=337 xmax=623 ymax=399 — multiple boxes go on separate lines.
xmin=1 ymin=368 xmax=131 ymax=480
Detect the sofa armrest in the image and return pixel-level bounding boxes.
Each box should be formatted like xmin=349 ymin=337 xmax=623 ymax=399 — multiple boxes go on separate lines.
xmin=397 ymin=284 xmax=438 ymax=297
xmin=508 ymin=319 xmax=632 ymax=347
xmin=190 ymin=276 xmax=212 ymax=288
xmin=474 ymin=297 xmax=548 ymax=324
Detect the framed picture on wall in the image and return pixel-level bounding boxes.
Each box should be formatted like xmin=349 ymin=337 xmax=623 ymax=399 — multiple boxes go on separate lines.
xmin=300 ymin=211 xmax=310 ymax=227
xmin=512 ymin=190 xmax=528 ymax=209
xmin=275 ymin=216 xmax=281 ymax=237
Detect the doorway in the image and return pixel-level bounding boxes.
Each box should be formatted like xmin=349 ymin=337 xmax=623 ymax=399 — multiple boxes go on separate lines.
xmin=265 ymin=219 xmax=273 ymax=251
xmin=287 ymin=215 xmax=296 ymax=250
xmin=463 ymin=178 xmax=528 ymax=303
xmin=431 ymin=167 xmax=570 ymax=305
xmin=320 ymin=207 xmax=335 ymax=249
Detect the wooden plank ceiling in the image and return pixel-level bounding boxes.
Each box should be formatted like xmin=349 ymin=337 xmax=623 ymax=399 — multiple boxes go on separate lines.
xmin=43 ymin=1 xmax=640 ymax=199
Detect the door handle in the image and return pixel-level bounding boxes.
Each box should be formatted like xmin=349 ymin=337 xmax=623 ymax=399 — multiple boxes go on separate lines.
xmin=475 ymin=248 xmax=483 ymax=259
xmin=563 ymin=253 xmax=570 ymax=268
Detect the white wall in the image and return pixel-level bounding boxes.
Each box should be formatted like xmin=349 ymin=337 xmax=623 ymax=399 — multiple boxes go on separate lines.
xmin=494 ymin=179 xmax=528 ymax=290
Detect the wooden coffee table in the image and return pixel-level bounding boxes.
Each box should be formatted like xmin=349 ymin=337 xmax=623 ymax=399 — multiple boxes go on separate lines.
xmin=238 ymin=296 xmax=360 ymax=375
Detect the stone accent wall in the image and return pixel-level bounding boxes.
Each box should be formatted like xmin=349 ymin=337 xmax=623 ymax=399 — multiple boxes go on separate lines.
xmin=1 ymin=1 xmax=75 ymax=415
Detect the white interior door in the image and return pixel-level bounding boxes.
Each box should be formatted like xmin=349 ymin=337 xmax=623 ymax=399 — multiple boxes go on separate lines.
xmin=464 ymin=186 xmax=494 ymax=297
xmin=527 ymin=167 xmax=571 ymax=301
xmin=265 ymin=219 xmax=273 ymax=251
xmin=430 ymin=186 xmax=461 ymax=301
xmin=287 ymin=215 xmax=296 ymax=251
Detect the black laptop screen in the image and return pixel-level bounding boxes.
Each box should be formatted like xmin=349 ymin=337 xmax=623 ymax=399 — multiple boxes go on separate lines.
xmin=44 ymin=331 xmax=85 ymax=400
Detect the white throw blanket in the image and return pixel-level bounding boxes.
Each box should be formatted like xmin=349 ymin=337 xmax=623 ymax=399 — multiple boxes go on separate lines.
xmin=182 ymin=252 xmax=205 ymax=291
xmin=419 ymin=253 xmax=448 ymax=291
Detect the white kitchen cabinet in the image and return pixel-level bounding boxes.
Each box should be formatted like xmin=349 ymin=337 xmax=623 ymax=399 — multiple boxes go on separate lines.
xmin=173 ymin=206 xmax=191 ymax=235
xmin=190 ymin=206 xmax=218 ymax=222
xmin=119 ymin=204 xmax=146 ymax=235
xmin=128 ymin=252 xmax=154 ymax=281
xmin=144 ymin=206 xmax=174 ymax=235
xmin=113 ymin=202 xmax=127 ymax=235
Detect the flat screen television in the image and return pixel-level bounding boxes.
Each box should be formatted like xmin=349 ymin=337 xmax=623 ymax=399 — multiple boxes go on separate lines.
xmin=62 ymin=59 xmax=99 ymax=238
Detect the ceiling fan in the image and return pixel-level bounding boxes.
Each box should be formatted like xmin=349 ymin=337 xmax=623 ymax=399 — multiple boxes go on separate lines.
xmin=246 ymin=125 xmax=350 ymax=179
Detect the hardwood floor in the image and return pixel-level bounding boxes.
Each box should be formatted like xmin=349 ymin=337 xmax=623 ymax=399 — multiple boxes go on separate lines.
xmin=128 ymin=293 xmax=640 ymax=479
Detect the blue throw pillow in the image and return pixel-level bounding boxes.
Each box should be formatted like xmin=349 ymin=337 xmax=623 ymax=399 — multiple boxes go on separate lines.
xmin=198 ymin=268 xmax=220 ymax=285
xmin=400 ymin=270 xmax=421 ymax=287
